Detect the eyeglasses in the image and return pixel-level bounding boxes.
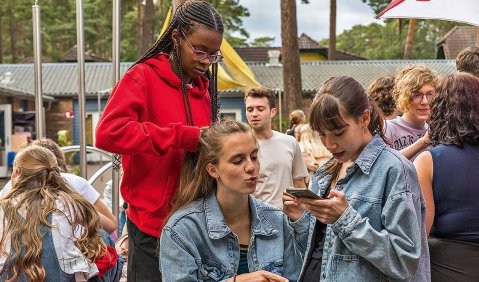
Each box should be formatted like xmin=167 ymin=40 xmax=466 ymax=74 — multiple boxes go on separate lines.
xmin=412 ymin=91 xmax=435 ymax=102
xmin=180 ymin=30 xmax=224 ymax=64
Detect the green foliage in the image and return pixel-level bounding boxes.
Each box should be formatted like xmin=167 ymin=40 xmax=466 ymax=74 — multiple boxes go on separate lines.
xmin=321 ymin=20 xmax=463 ymax=60
xmin=361 ymin=0 xmax=391 ymax=15
xmin=57 ymin=130 xmax=73 ymax=147
xmin=0 ymin=0 xmax=251 ymax=63
xmin=251 ymin=36 xmax=275 ymax=47
xmin=57 ymin=130 xmax=79 ymax=175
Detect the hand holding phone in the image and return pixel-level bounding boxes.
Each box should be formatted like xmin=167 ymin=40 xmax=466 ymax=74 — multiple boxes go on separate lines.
xmin=286 ymin=187 xmax=321 ymax=199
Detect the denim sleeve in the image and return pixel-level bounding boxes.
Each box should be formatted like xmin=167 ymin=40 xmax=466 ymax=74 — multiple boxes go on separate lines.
xmin=160 ymin=227 xmax=203 ymax=282
xmin=283 ymin=213 xmax=311 ymax=279
xmin=331 ymin=172 xmax=422 ymax=279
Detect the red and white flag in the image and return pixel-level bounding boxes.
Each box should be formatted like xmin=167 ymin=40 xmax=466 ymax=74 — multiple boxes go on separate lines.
xmin=376 ymin=0 xmax=479 ymax=26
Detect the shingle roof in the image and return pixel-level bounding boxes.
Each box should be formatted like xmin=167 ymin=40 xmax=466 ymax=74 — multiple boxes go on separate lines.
xmin=437 ymin=26 xmax=478 ymax=59
xmin=234 ymin=33 xmax=366 ymax=62
xmin=0 ymin=63 xmax=133 ymax=98
xmin=245 ymin=59 xmax=456 ymax=93
xmin=233 ymin=47 xmax=281 ymax=63
xmin=298 ymin=33 xmax=323 ymax=49
xmin=0 ymin=60 xmax=456 ymax=97
xmin=63 ymin=46 xmax=110 ymax=62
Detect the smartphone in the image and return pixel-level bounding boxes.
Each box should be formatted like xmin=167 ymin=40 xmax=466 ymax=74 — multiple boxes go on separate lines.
xmin=286 ymin=187 xmax=322 ymax=199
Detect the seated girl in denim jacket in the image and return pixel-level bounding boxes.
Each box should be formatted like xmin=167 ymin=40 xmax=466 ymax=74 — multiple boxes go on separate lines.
xmin=286 ymin=76 xmax=430 ymax=281
xmin=0 ymin=145 xmax=123 ymax=281
xmin=159 ymin=120 xmax=310 ymax=281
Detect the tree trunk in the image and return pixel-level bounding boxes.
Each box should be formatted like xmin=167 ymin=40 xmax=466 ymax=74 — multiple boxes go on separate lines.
xmin=0 ymin=5 xmax=3 ymax=63
xmin=281 ymin=0 xmax=303 ymax=114
xmin=7 ymin=0 xmax=17 ymax=63
xmin=136 ymin=0 xmax=143 ymax=57
xmin=328 ymin=0 xmax=336 ymax=60
xmin=141 ymin=0 xmax=154 ymax=55
xmin=403 ymin=19 xmax=416 ymax=59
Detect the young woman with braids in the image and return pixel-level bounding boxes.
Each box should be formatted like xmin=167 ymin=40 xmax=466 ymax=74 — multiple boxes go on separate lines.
xmin=159 ymin=120 xmax=309 ymax=281
xmin=0 ymin=145 xmax=122 ymax=281
xmin=95 ymin=1 xmax=223 ymax=279
xmin=414 ymin=73 xmax=479 ymax=281
xmin=286 ymin=76 xmax=429 ymax=281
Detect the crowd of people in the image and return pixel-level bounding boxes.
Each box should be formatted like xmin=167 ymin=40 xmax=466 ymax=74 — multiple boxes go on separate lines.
xmin=0 ymin=0 xmax=478 ymax=281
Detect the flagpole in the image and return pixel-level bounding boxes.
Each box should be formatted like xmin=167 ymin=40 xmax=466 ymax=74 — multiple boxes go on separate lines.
xmin=111 ymin=0 xmax=121 ymax=230
xmin=32 ymin=1 xmax=45 ymax=139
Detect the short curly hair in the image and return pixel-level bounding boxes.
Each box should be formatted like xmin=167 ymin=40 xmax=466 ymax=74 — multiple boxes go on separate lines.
xmin=456 ymin=47 xmax=479 ymax=77
xmin=393 ymin=65 xmax=438 ymax=113
xmin=429 ymin=72 xmax=479 ymax=147
xmin=367 ymin=75 xmax=396 ymax=116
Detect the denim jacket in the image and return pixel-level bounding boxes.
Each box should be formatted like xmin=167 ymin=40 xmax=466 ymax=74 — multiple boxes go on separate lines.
xmin=159 ymin=193 xmax=310 ymax=281
xmin=301 ymin=135 xmax=430 ymax=281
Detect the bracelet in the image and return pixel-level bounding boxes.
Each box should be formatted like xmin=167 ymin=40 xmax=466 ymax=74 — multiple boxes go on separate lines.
xmin=233 ymin=274 xmax=237 ymax=282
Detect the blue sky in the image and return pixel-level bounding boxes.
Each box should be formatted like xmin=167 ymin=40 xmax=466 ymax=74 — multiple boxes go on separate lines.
xmin=238 ymin=0 xmax=385 ymax=46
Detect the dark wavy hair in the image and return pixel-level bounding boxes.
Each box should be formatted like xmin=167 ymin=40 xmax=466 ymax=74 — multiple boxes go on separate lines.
xmin=429 ymin=72 xmax=479 ymax=147
xmin=309 ymin=76 xmax=388 ymax=182
xmin=367 ymin=75 xmax=396 ymax=116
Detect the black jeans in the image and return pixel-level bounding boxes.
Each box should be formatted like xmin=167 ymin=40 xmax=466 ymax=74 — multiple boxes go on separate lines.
xmin=127 ymin=219 xmax=162 ymax=282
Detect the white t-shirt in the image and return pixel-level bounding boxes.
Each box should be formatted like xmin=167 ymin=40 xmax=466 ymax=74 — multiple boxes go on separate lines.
xmin=0 ymin=173 xmax=100 ymax=204
xmin=254 ymin=131 xmax=309 ymax=208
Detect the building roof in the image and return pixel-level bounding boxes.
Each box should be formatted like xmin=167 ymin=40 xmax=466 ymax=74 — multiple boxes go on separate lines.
xmin=63 ymin=46 xmax=110 ymax=62
xmin=234 ymin=33 xmax=366 ymax=62
xmin=0 ymin=59 xmax=456 ymax=98
xmin=0 ymin=63 xmax=132 ymax=98
xmin=243 ymin=59 xmax=456 ymax=93
xmin=234 ymin=47 xmax=281 ymax=63
xmin=437 ymin=26 xmax=478 ymax=59
xmin=298 ymin=33 xmax=323 ymax=49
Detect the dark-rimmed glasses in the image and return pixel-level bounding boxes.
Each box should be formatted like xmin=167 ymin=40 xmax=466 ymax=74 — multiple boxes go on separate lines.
xmin=180 ymin=30 xmax=223 ymax=64
xmin=412 ymin=91 xmax=435 ymax=103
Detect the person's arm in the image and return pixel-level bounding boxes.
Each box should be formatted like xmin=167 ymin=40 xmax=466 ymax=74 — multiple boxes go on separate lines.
xmin=298 ymin=164 xmax=423 ymax=280
xmin=414 ymin=151 xmax=435 ymax=235
xmin=94 ymin=199 xmax=118 ymax=234
xmin=400 ymin=131 xmax=429 ymax=160
xmin=292 ymin=140 xmax=308 ymax=188
xmin=95 ymin=68 xmax=201 ymax=156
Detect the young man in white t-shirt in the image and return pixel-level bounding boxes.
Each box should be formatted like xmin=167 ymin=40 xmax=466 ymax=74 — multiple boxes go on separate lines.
xmin=245 ymin=87 xmax=308 ymax=208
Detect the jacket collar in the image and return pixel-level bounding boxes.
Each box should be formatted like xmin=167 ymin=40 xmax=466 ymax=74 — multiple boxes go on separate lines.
xmin=204 ymin=193 xmax=277 ymax=240
xmin=352 ymin=135 xmax=386 ymax=175
xmin=143 ymin=53 xmax=209 ymax=98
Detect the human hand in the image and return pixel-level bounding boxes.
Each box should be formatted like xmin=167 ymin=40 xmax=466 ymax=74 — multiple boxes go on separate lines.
xmin=230 ymin=270 xmax=289 ymax=282
xmin=295 ymin=190 xmax=348 ymax=224
xmin=282 ymin=192 xmax=305 ymax=221
xmin=421 ymin=131 xmax=430 ymax=148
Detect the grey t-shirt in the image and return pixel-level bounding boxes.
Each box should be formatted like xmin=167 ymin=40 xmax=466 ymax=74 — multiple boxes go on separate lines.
xmin=385 ymin=116 xmax=428 ymax=160
xmin=254 ymin=131 xmax=309 ymax=208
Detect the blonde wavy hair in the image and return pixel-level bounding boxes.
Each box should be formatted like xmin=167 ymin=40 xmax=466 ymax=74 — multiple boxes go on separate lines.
xmin=0 ymin=145 xmax=105 ymax=281
xmin=393 ymin=65 xmax=438 ymax=113
xmin=297 ymin=124 xmax=331 ymax=161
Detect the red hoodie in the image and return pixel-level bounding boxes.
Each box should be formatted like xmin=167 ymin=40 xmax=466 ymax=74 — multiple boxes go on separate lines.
xmin=96 ymin=54 xmax=212 ymax=237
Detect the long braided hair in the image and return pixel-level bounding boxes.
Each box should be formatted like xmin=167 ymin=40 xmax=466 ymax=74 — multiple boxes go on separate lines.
xmin=135 ymin=0 xmax=224 ymax=124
